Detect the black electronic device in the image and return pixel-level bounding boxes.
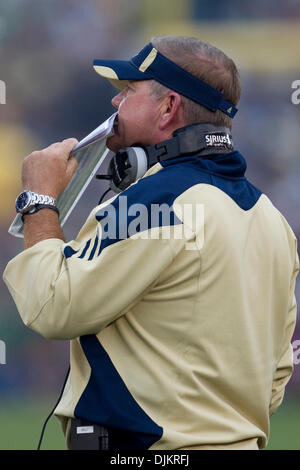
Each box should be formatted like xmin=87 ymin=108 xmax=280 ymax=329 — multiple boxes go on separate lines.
xmin=97 ymin=122 xmax=234 ymax=194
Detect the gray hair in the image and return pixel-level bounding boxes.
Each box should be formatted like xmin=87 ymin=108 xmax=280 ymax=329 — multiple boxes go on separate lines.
xmin=149 ymin=36 xmax=241 ymax=129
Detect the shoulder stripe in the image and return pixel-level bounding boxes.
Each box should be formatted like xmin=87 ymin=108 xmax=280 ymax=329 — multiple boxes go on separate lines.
xmin=88 ymin=235 xmax=99 ymax=261
xmin=64 ymin=246 xmax=79 ymax=259
xmin=78 ymin=240 xmax=91 ymax=259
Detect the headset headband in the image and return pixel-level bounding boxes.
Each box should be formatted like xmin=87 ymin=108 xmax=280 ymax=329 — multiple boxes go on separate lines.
xmin=96 ymin=122 xmax=234 ymax=193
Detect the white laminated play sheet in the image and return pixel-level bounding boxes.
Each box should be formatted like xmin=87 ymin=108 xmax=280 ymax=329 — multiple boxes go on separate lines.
xmin=9 ymin=112 xmax=117 ymax=238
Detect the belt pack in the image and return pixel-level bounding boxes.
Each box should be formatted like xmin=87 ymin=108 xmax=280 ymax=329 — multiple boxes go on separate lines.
xmin=70 ymin=418 xmax=110 ymax=450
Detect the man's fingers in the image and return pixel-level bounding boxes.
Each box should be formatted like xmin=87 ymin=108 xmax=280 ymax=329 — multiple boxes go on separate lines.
xmin=63 ymin=137 xmax=79 ymax=148
xmin=22 ymin=138 xmax=79 ymax=198
xmin=60 ymin=138 xmax=79 ymax=159
xmin=66 ymin=155 xmax=79 ymax=180
xmin=43 ymin=138 xmax=79 ymax=158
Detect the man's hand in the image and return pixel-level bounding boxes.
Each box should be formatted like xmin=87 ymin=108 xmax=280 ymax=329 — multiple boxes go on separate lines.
xmin=21 ymin=138 xmax=78 ymax=249
xmin=22 ymin=138 xmax=79 ymax=198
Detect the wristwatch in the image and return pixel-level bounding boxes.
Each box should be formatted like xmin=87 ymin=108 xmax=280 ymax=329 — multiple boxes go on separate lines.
xmin=15 ymin=190 xmax=56 ymax=214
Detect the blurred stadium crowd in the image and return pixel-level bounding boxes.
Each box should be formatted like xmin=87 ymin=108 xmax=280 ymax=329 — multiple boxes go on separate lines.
xmin=0 ymin=0 xmax=299 ymax=402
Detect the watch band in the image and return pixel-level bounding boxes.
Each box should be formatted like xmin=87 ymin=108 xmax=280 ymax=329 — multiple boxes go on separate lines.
xmin=31 ymin=193 xmax=56 ymax=206
xmin=21 ymin=204 xmax=60 ymax=222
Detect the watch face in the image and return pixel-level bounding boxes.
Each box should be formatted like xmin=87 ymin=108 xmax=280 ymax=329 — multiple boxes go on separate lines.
xmin=15 ymin=191 xmax=30 ymax=212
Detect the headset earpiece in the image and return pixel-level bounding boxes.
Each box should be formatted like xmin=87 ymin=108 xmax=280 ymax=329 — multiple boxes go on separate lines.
xmin=109 ymin=147 xmax=148 ymax=193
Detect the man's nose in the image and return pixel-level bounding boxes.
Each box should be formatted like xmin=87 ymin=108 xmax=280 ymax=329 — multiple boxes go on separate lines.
xmin=111 ymin=91 xmax=122 ymax=109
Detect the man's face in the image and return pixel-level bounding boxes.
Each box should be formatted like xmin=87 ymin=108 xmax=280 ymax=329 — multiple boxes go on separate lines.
xmin=106 ymin=80 xmax=163 ymax=153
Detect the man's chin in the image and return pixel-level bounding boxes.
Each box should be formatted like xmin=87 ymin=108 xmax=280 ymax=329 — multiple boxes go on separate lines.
xmin=106 ymin=135 xmax=125 ymax=153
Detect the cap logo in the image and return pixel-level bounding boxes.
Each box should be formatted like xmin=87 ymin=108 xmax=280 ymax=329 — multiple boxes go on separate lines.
xmin=138 ymin=48 xmax=157 ymax=73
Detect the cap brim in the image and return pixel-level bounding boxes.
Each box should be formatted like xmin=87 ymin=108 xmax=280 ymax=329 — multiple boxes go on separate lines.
xmin=93 ymin=59 xmax=148 ymax=90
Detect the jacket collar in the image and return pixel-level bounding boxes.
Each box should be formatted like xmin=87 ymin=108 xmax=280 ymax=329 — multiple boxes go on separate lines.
xmin=142 ymin=151 xmax=247 ymax=180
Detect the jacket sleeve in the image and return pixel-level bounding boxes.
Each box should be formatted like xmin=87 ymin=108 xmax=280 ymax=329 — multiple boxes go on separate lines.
xmin=3 ymin=223 xmax=184 ymax=340
xmin=269 ymin=244 xmax=299 ymax=416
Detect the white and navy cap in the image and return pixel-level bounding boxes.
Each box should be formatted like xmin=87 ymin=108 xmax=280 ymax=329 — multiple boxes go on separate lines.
xmin=93 ymin=42 xmax=238 ymax=119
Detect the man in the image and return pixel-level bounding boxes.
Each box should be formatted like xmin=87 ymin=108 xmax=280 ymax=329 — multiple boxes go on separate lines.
xmin=3 ymin=36 xmax=298 ymax=450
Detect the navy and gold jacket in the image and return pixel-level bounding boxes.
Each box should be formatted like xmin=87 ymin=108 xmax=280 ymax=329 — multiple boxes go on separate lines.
xmin=4 ymin=151 xmax=298 ymax=449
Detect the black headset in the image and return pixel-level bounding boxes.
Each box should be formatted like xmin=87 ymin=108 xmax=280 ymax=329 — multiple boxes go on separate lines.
xmin=97 ymin=122 xmax=234 ymax=195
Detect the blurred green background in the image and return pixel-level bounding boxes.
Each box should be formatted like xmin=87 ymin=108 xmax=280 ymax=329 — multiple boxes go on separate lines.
xmin=0 ymin=0 xmax=299 ymax=450
xmin=0 ymin=396 xmax=299 ymax=450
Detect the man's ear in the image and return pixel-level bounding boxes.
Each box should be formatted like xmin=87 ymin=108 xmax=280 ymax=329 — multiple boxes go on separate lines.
xmin=158 ymin=92 xmax=184 ymax=131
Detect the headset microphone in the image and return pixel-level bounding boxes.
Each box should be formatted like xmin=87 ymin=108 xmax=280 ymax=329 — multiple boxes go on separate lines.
xmin=96 ymin=122 xmax=234 ymax=195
